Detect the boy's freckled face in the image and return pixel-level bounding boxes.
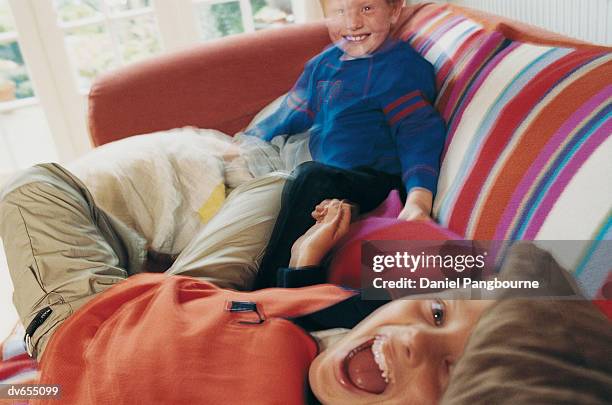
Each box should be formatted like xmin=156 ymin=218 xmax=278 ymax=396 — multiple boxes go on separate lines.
xmin=322 ymin=0 xmax=402 ymax=58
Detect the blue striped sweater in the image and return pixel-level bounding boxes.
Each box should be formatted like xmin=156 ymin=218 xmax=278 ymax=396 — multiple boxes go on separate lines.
xmin=246 ymin=39 xmax=446 ymax=194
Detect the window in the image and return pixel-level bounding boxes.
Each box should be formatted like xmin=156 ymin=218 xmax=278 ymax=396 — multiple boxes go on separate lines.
xmin=194 ymin=0 xmax=294 ymax=40
xmin=0 ymin=0 xmax=318 ymax=179
xmin=53 ymin=0 xmax=163 ymax=90
xmin=0 ymin=1 xmax=33 ymax=102
xmin=0 ymin=0 xmax=58 ymax=176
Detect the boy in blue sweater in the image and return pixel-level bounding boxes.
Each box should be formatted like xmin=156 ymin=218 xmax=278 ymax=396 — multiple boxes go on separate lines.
xmin=247 ymin=0 xmax=447 ymax=287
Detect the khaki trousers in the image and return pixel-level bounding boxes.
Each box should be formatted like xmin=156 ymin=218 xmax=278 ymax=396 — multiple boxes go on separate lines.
xmin=0 ymin=163 xmax=287 ymax=359
xmin=167 ymin=171 xmax=289 ymax=290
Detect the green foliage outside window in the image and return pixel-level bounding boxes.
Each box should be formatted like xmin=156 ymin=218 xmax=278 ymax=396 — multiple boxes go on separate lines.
xmin=210 ymin=2 xmax=244 ymax=37
xmin=252 ymin=0 xmax=268 ymax=15
xmin=0 ymin=42 xmax=34 ymax=100
xmin=205 ymin=0 xmax=269 ymax=38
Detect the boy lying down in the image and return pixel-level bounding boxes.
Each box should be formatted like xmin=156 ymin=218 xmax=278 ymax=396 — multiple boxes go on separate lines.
xmin=1 ymin=164 xmax=605 ymax=404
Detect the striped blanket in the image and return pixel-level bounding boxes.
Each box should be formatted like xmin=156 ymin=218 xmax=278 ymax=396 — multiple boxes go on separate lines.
xmin=401 ymin=3 xmax=611 ymax=298
xmin=0 ymin=324 xmax=38 ymax=405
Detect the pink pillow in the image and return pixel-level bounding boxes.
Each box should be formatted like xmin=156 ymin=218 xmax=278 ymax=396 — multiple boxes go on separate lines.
xmin=327 ymin=191 xmax=463 ymax=288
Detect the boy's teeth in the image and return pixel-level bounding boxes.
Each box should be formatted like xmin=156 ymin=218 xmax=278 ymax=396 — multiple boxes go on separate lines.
xmin=371 ymin=336 xmax=392 ymax=383
xmin=346 ymin=35 xmax=368 ymax=41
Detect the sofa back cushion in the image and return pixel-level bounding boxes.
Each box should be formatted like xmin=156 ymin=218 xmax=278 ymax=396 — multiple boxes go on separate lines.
xmin=432 ymin=40 xmax=611 ymax=295
xmin=398 ymin=4 xmax=508 ymax=121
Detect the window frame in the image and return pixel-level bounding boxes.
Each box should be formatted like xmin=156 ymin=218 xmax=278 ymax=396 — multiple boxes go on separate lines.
xmin=3 ymin=0 xmax=319 ymax=166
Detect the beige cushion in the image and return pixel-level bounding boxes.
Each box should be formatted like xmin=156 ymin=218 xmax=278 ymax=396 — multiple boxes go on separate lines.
xmin=68 ymin=128 xmax=231 ymax=255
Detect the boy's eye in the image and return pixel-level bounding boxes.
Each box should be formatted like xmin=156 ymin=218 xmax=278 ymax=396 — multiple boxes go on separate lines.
xmin=431 ymin=299 xmax=445 ymax=326
xmin=362 ymin=6 xmax=372 ymax=12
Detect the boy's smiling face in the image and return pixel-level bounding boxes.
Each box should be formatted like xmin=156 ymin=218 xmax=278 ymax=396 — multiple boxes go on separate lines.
xmin=322 ymin=0 xmax=403 ymax=58
xmin=309 ymin=299 xmax=493 ymax=404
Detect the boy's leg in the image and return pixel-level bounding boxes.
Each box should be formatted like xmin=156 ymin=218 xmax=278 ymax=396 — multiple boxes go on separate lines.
xmin=166 ymin=172 xmax=289 ymax=290
xmin=255 ymin=161 xmax=403 ymax=288
xmin=0 ymin=163 xmax=145 ymax=360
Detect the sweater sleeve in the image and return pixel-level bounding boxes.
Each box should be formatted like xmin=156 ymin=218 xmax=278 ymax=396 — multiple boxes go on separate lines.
xmin=276 ymin=266 xmax=326 ymax=288
xmin=245 ymin=59 xmax=316 ymax=141
xmin=380 ymin=77 xmax=447 ymax=196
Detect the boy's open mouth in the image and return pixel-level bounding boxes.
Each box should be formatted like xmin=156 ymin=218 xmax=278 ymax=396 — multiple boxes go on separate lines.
xmin=343 ymin=34 xmax=371 ymax=42
xmin=343 ymin=336 xmax=391 ymax=394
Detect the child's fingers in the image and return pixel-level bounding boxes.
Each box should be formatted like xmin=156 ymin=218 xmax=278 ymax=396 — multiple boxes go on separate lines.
xmin=326 ymin=203 xmax=344 ymax=235
xmin=312 ymin=200 xmax=333 ymax=221
xmin=335 ymin=204 xmax=351 ymax=238
xmin=323 ymin=199 xmax=342 ymax=222
xmin=314 ymin=199 xmax=333 ymax=212
xmin=329 ymin=201 xmax=348 ymax=227
xmin=342 ymin=203 xmax=352 ymax=223
xmin=312 ymin=207 xmax=330 ymax=222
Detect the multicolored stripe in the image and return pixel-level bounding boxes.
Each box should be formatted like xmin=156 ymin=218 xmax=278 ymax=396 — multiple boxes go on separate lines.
xmin=437 ymin=44 xmax=576 ymax=222
xmin=401 ymin=4 xmax=509 ymax=122
xmin=0 ymin=323 xmax=39 ymax=387
xmin=438 ymin=32 xmax=509 ymax=131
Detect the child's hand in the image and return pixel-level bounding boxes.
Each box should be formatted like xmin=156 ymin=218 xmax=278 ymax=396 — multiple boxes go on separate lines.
xmin=312 ymin=199 xmax=359 ymax=222
xmin=398 ymin=188 xmax=433 ymax=222
xmin=291 ymin=200 xmax=352 ymax=268
xmin=312 ymin=199 xmax=333 ymax=222
xmin=397 ymin=202 xmax=431 ymax=221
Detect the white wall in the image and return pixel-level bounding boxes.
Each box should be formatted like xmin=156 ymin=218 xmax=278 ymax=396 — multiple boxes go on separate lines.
xmin=0 ymin=103 xmax=59 ymax=174
xmin=0 ymin=239 xmax=18 ymax=341
xmin=407 ymin=0 xmax=612 ymax=46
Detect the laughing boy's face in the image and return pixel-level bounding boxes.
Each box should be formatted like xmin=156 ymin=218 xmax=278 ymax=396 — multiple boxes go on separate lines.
xmin=309 ymin=299 xmax=492 ymax=404
xmin=322 ymin=0 xmax=402 ymax=57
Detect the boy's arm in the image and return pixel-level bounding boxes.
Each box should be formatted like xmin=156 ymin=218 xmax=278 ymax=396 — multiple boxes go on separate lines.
xmin=244 ymin=61 xmax=316 ymax=141
xmin=384 ymin=89 xmax=446 ymax=221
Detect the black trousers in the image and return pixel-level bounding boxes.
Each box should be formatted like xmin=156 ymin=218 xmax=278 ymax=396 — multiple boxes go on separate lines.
xmin=255 ymin=161 xmax=405 ymax=289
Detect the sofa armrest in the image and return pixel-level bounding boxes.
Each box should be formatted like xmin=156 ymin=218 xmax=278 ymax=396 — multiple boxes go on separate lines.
xmin=88 ymin=22 xmax=330 ymax=146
